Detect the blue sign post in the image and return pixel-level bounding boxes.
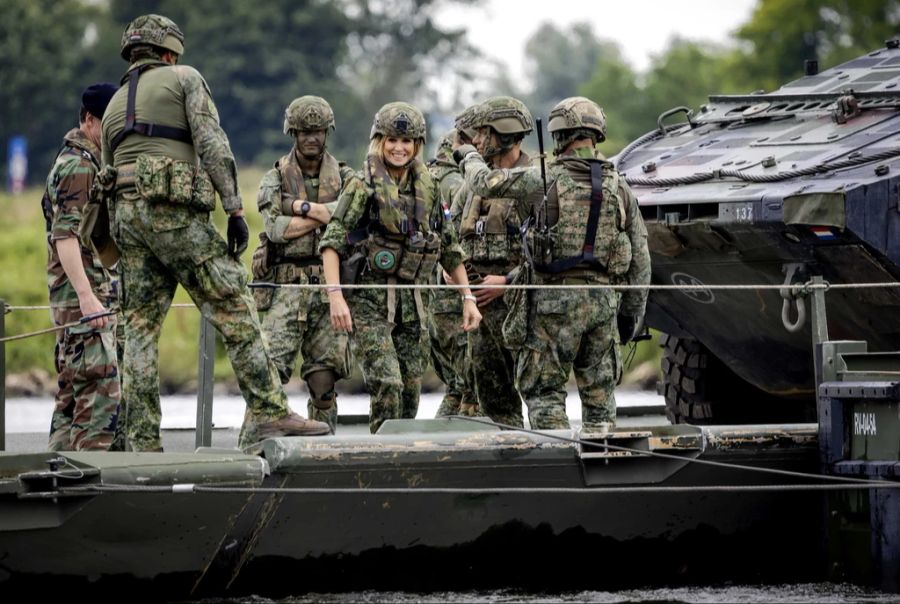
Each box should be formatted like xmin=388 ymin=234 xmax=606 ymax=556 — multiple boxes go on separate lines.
xmin=7 ymin=136 xmax=28 ymax=194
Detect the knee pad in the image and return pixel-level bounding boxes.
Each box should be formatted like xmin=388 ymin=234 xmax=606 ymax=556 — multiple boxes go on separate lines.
xmin=307 ymin=369 xmax=337 ymax=410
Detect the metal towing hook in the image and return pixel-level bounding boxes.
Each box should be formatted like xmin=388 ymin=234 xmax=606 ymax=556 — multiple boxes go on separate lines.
xmin=779 ymin=263 xmax=814 ymax=333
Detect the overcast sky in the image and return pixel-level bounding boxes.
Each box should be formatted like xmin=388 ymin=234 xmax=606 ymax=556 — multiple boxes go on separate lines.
xmin=436 ymin=0 xmax=759 ymax=81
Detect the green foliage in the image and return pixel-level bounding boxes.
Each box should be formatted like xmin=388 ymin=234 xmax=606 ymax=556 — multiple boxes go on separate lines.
xmin=0 ymin=171 xmax=267 ymax=390
xmin=0 ymin=0 xmax=112 ymax=190
xmin=0 ymin=0 xmax=474 ymax=184
xmin=734 ymin=0 xmax=900 ymax=93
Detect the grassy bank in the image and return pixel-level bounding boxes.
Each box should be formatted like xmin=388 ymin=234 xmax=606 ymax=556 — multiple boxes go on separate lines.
xmin=2 ymin=166 xmax=661 ymax=395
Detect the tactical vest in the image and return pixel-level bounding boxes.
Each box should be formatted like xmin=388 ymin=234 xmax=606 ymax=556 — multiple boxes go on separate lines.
xmin=531 ymin=159 xmax=632 ymax=278
xmin=458 ymin=152 xmax=532 ymax=273
xmin=349 ymin=161 xmax=442 ymax=284
xmin=274 ymin=150 xmax=342 ymax=263
xmin=109 ymin=63 xmax=192 ymax=154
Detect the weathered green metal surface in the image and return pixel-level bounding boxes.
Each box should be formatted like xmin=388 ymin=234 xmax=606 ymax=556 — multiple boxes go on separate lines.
xmin=0 ymin=421 xmax=826 ymax=598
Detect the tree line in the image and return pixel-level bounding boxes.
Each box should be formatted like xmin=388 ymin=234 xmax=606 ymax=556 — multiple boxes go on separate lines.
xmin=1 ymin=0 xmax=897 ymax=185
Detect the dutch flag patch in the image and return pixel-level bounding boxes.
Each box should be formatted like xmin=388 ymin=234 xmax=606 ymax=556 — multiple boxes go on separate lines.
xmin=810 ymin=226 xmax=837 ymax=240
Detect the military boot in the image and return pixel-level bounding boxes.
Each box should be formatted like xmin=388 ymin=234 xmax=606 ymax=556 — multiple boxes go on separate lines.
xmin=239 ymin=411 xmax=330 ymax=448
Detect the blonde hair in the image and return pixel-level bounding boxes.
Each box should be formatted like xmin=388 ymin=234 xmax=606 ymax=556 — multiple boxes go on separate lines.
xmin=368 ymin=134 xmax=423 ymax=163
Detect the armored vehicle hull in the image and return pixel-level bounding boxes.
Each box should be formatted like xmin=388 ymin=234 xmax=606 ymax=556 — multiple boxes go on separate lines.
xmin=617 ymin=42 xmax=900 ymax=424
xmin=0 ymin=420 xmax=822 ymax=599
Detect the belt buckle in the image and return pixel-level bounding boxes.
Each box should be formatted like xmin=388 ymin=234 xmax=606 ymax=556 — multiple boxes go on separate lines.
xmin=475 ymin=219 xmax=485 ymax=236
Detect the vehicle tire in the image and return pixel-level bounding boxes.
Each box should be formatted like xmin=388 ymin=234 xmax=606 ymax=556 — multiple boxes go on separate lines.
xmin=658 ymin=334 xmax=804 ymax=424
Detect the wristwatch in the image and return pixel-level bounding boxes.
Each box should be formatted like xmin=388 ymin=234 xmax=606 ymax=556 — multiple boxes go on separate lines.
xmin=462 ymin=294 xmax=477 ymax=303
xmin=299 ymin=201 xmax=311 ymax=217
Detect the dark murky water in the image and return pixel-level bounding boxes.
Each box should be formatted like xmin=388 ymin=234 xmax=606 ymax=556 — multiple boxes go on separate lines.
xmin=190 ymin=583 xmax=899 ymax=603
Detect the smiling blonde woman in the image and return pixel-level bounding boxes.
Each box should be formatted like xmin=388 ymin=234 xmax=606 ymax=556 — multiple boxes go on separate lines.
xmin=320 ymin=101 xmax=481 ymax=433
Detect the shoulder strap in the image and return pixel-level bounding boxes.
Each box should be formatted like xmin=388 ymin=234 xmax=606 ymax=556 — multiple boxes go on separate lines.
xmin=533 ymin=161 xmax=607 ymax=274
xmin=109 ymin=67 xmax=193 ymax=153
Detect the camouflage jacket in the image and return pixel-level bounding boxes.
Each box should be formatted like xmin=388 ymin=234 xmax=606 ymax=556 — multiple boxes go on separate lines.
xmin=319 ymin=159 xmax=465 ymax=322
xmin=101 ymin=58 xmax=243 ymax=212
xmin=256 ymin=147 xmax=355 ymax=263
xmin=427 ymin=144 xmax=464 ymax=217
xmin=45 ymin=128 xmax=115 ymax=309
xmin=461 ymin=146 xmax=650 ymax=317
xmin=457 ymin=149 xmax=540 ymax=273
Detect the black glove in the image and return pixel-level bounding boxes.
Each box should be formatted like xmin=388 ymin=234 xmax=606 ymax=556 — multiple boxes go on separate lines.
xmin=617 ymin=314 xmax=637 ymax=345
xmin=452 ymin=144 xmax=478 ymax=166
xmin=227 ymin=214 xmax=249 ymax=259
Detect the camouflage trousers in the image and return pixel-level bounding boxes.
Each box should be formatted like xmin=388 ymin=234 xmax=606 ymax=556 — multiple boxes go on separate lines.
xmin=49 ymin=306 xmax=121 ymax=451
xmin=113 ymin=192 xmax=290 ymax=451
xmin=428 ymin=290 xmax=475 ymax=417
xmin=349 ymin=293 xmax=429 ymax=433
xmin=468 ymin=298 xmax=523 ymax=427
xmin=109 ymin=317 xmax=127 ymax=451
xmin=261 ymin=282 xmax=350 ymax=433
xmin=515 ymin=287 xmax=621 ymax=430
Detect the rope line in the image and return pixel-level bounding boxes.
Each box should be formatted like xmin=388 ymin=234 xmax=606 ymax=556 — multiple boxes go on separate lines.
xmin=0 ymin=311 xmax=117 ymax=343
xmin=624 ymin=146 xmax=900 ymax=187
xmin=3 ymin=278 xmax=900 ymax=315
xmin=57 ymin=482 xmax=900 ymax=496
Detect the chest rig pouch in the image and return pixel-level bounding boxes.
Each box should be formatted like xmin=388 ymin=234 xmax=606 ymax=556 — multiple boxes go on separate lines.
xmin=111 ymin=63 xmax=214 ymax=212
xmin=275 ymin=151 xmax=342 ymax=262
xmin=364 ymin=211 xmax=442 ymax=283
xmin=459 ymin=193 xmax=522 ymax=269
xmin=134 ymin=154 xmax=215 ymax=211
xmin=356 ymin=157 xmax=442 ymax=284
xmin=531 ymin=161 xmax=632 ymax=278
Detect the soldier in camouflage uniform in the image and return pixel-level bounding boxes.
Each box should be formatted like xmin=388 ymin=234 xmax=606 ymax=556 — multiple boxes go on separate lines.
xmin=43 ymin=83 xmax=121 ymax=451
xmin=454 ymin=96 xmax=541 ymax=427
xmin=252 ymin=96 xmax=354 ymax=433
xmin=455 ymin=96 xmax=651 ymax=431
xmin=101 ymin=14 xmax=329 ymax=451
xmin=320 ymin=102 xmax=482 ymax=433
xmin=426 ymin=104 xmax=482 ymax=417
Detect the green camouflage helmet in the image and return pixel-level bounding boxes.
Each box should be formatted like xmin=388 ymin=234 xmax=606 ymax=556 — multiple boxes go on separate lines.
xmin=120 ymin=14 xmax=185 ymax=61
xmin=370 ymin=102 xmax=427 ymax=141
xmin=477 ymin=96 xmax=533 ymax=135
xmin=283 ymin=96 xmax=336 ymax=135
xmin=454 ymin=103 xmax=483 ymax=141
xmin=437 ymin=129 xmax=456 ymax=152
xmin=548 ymin=96 xmax=607 ymax=142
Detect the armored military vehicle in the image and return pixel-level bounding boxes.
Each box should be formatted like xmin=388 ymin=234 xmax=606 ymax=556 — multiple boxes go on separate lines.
xmin=616 ymin=41 xmax=900 ymax=424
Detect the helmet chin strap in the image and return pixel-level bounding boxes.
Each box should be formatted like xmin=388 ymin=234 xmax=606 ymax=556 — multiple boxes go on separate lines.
xmin=482 ymin=133 xmax=520 ymax=161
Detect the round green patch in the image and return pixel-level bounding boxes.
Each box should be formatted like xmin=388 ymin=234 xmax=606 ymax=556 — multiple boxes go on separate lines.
xmin=374 ymin=250 xmax=396 ymax=270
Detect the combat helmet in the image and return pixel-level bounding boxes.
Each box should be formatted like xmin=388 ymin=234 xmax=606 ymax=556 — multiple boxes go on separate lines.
xmin=120 ymin=14 xmax=185 ymax=61
xmin=477 ymin=96 xmax=533 ymax=135
xmin=437 ymin=129 xmax=456 ymax=153
xmin=370 ymin=102 xmax=427 ymax=141
xmin=454 ymin=103 xmax=483 ymax=143
xmin=548 ymin=96 xmax=607 ymax=153
xmin=283 ymin=96 xmax=336 ymax=135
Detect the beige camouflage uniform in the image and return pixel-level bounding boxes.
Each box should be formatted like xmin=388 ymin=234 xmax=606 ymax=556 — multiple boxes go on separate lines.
xmin=455 ymin=96 xmax=540 ymax=427
xmin=320 ymin=103 xmax=467 ymax=433
xmin=101 ymin=15 xmax=327 ymax=450
xmin=254 ymin=96 xmax=354 ymax=433
xmin=456 ymin=96 xmax=651 ymax=431
xmin=426 ymin=131 xmax=474 ymax=417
